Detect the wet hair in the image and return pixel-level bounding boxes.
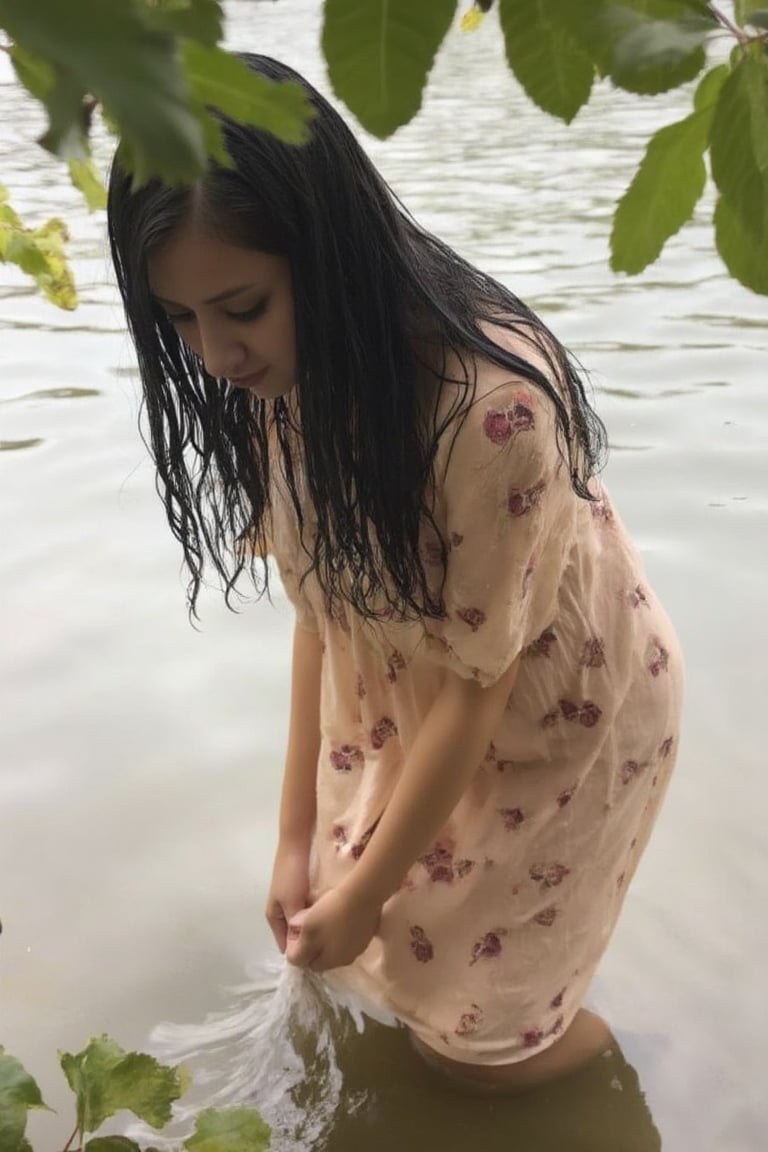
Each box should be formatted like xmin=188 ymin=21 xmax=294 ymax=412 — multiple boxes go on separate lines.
xmin=107 ymin=54 xmax=605 ymax=620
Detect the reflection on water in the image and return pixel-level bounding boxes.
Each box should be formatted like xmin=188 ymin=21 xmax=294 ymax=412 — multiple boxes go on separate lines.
xmin=0 ymin=437 xmax=44 ymax=451
xmin=0 ymin=387 xmax=101 ymax=403
xmin=132 ymin=965 xmax=660 ymax=1152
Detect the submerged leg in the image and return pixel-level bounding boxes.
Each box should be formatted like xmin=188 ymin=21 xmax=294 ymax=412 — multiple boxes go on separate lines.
xmin=410 ymin=1008 xmax=613 ymax=1094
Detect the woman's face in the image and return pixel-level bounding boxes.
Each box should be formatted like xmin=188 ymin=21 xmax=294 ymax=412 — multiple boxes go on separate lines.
xmin=147 ymin=217 xmax=297 ymax=400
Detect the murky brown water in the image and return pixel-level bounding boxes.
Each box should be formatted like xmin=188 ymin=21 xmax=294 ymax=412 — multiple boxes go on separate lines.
xmin=1 ymin=3 xmax=766 ymax=1150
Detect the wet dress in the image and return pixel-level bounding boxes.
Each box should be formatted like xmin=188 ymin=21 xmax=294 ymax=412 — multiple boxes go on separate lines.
xmin=268 ymin=354 xmax=684 ymax=1066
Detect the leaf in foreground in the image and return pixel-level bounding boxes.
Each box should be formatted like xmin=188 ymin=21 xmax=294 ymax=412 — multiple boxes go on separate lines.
xmin=69 ymin=158 xmax=108 ymax=211
xmin=86 ymin=1138 xmax=143 ymax=1152
xmin=59 ymin=1035 xmax=188 ymax=1134
xmin=499 ymin=0 xmax=594 ymax=123
xmin=610 ymin=64 xmax=727 ymax=273
xmin=0 ymin=1047 xmax=49 ymax=1152
xmin=184 ymin=1107 xmax=272 ymax=1152
xmin=322 ymin=0 xmax=456 ymax=137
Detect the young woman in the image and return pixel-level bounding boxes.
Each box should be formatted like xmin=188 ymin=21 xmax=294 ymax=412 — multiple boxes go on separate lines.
xmin=108 ymin=54 xmax=683 ymax=1092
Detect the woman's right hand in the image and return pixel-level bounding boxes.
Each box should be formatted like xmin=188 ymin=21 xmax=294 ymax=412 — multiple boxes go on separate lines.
xmin=265 ymin=839 xmax=312 ymax=953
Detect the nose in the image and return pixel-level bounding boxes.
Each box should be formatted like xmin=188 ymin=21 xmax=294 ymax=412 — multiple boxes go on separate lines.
xmin=196 ymin=319 xmax=247 ymax=380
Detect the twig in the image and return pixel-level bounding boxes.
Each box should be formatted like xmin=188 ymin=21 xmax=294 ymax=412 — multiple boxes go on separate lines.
xmin=708 ymin=2 xmax=751 ymax=46
xmin=60 ymin=1122 xmax=80 ymax=1152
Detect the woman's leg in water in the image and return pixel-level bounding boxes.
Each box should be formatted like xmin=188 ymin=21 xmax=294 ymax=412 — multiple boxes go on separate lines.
xmin=410 ymin=1008 xmax=613 ymax=1094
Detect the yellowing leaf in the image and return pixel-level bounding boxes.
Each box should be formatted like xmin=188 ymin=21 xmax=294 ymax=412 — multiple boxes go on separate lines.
xmin=68 ymin=158 xmax=108 ymax=211
xmin=184 ymin=1107 xmax=271 ymax=1152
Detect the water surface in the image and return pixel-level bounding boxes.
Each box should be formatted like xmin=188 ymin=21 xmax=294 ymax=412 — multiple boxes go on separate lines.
xmin=1 ymin=4 xmax=766 ymax=1150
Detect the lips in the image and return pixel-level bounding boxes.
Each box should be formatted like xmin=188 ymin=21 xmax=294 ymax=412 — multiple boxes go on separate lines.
xmin=229 ymin=367 xmax=268 ymax=389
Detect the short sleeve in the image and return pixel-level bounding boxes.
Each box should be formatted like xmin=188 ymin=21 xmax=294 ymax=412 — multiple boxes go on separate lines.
xmin=266 ymin=496 xmax=319 ymax=634
xmin=422 ymin=379 xmax=577 ymax=686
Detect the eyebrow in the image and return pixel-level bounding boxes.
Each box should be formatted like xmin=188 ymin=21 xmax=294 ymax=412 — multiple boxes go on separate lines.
xmin=153 ymin=283 xmax=259 ymax=308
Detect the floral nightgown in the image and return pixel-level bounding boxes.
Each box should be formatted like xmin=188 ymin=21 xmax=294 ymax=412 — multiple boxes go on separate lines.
xmin=268 ymin=354 xmax=684 ymax=1067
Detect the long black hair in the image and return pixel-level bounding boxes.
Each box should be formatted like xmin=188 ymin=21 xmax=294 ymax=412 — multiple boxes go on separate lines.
xmin=107 ymin=54 xmax=605 ymax=620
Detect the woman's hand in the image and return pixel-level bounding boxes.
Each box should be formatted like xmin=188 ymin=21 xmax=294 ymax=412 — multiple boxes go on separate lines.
xmin=265 ymin=839 xmax=312 ymax=954
xmin=285 ymin=881 xmax=382 ymax=971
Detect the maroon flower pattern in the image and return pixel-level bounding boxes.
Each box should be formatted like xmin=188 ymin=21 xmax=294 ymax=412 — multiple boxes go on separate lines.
xmin=419 ymin=844 xmax=476 ymax=884
xmin=580 ymin=637 xmax=606 ymax=668
xmin=591 ymin=499 xmax=614 ymax=525
xmin=647 ymin=638 xmax=670 ymax=677
xmin=522 ymin=1027 xmax=545 ymax=1049
xmin=507 ymin=480 xmax=546 ymax=518
xmin=499 ymin=807 xmax=524 ymax=831
xmin=522 ymin=554 xmax=536 ymax=597
xmin=355 ymin=673 xmax=366 ymax=699
xmin=456 ymin=606 xmax=487 ymax=632
xmin=620 ymin=759 xmax=642 ymax=785
xmin=529 ymin=863 xmax=570 ymax=889
xmin=557 ymin=784 xmax=577 ymax=808
xmin=370 ymin=716 xmax=398 ymax=749
xmin=332 ymin=824 xmax=348 ymax=848
xmin=659 ymin=735 xmax=675 ymax=759
xmin=524 ymin=628 xmax=557 ymax=658
xmin=350 ymin=818 xmax=380 ymax=860
xmin=330 ymin=744 xmax=365 ymax=772
xmin=450 ymin=531 xmax=464 ymax=547
xmin=455 ymin=1003 xmax=484 ymax=1036
xmin=482 ymin=395 xmax=535 ymax=445
xmin=386 ymin=650 xmax=406 ymax=683
xmin=626 ymin=583 xmax=650 ymax=609
xmin=533 ymin=906 xmax=558 ymax=927
xmin=550 ymin=989 xmax=565 ymax=1010
xmin=409 ymin=925 xmax=434 ymax=963
xmin=470 ymin=929 xmax=507 ymax=966
xmin=559 ymin=699 xmax=602 ymax=728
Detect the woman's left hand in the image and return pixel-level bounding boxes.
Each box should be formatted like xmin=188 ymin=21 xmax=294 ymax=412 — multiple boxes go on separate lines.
xmin=285 ymin=882 xmax=382 ymax=971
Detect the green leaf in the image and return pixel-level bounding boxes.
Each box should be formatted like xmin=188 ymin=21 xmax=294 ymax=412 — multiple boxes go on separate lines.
xmin=182 ymin=42 xmax=314 ymax=144
xmin=86 ymin=1139 xmax=143 ymax=1152
xmin=715 ymin=191 xmax=768 ymax=293
xmin=610 ymin=110 xmax=708 ymax=272
xmin=711 ymin=55 xmax=768 ymax=215
xmin=10 ymin=44 xmax=55 ymax=102
xmin=59 ymin=1036 xmax=188 ymax=1134
xmin=0 ymin=1047 xmax=49 ymax=1152
xmin=604 ymin=10 xmax=710 ymax=94
xmin=143 ymin=0 xmax=224 ymax=45
xmin=735 ymin=0 xmax=768 ymax=26
xmin=183 ymin=1108 xmax=272 ymax=1152
xmin=322 ymin=0 xmax=456 ymax=137
xmin=0 ymin=0 xmax=208 ymax=184
xmin=499 ymin=0 xmax=595 ymax=123
xmin=69 ymin=158 xmax=108 ymax=211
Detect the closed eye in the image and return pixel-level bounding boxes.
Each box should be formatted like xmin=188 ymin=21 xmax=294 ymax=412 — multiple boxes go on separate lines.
xmin=226 ymin=298 xmax=268 ymax=322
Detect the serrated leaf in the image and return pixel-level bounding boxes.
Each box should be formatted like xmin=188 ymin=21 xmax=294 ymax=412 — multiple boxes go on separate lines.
xmin=182 ymin=43 xmax=313 ymax=144
xmin=499 ymin=0 xmax=595 ymax=122
xmin=183 ymin=1107 xmax=271 ymax=1152
xmin=0 ymin=0 xmax=208 ymax=184
xmin=143 ymin=0 xmax=224 ymax=45
xmin=86 ymin=1138 xmax=143 ymax=1152
xmin=59 ymin=1036 xmax=187 ymax=1134
xmin=69 ymin=158 xmax=108 ymax=211
xmin=322 ymin=0 xmax=456 ymax=137
xmin=715 ymin=192 xmax=768 ymax=293
xmin=711 ymin=55 xmax=768 ymax=215
xmin=611 ymin=109 xmax=709 ymax=272
xmin=0 ymin=1047 xmax=49 ymax=1152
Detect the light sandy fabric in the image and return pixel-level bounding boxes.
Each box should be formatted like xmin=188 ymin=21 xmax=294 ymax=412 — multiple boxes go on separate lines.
xmin=269 ymin=362 xmax=683 ymax=1066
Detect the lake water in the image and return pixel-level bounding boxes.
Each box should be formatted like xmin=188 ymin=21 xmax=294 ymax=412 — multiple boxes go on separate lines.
xmin=1 ymin=3 xmax=766 ymax=1150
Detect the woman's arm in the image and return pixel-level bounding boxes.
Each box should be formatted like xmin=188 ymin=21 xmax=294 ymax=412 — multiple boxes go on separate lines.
xmin=286 ymin=657 xmax=519 ymax=970
xmin=348 ymin=657 xmax=519 ymax=904
xmin=265 ymin=620 xmax=322 ymax=952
